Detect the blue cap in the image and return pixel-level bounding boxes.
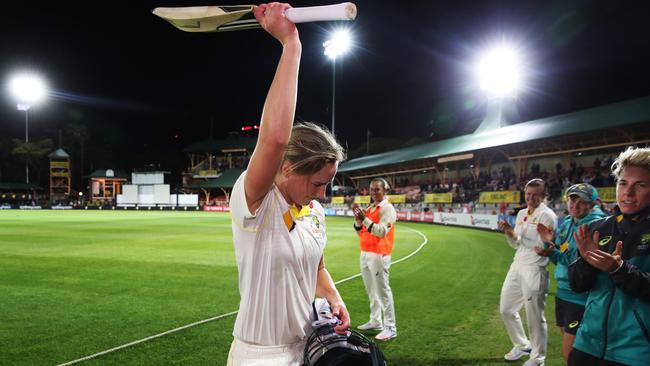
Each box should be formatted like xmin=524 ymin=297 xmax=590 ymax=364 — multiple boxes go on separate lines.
xmin=566 ymin=183 xmax=598 ymax=203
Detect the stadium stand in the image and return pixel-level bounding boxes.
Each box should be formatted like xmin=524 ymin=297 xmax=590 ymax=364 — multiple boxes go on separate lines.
xmin=325 ymin=96 xmax=650 ymax=222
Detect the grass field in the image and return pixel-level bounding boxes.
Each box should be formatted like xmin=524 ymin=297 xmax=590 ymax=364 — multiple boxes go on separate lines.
xmin=0 ymin=211 xmax=564 ymax=366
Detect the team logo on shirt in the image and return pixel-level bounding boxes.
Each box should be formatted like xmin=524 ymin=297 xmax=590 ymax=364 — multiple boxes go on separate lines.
xmin=312 ymin=216 xmax=320 ymax=229
xmin=309 ymin=215 xmax=325 ymax=241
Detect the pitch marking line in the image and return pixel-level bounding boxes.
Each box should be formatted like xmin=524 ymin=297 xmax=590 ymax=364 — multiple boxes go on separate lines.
xmin=56 ymin=225 xmax=428 ymax=365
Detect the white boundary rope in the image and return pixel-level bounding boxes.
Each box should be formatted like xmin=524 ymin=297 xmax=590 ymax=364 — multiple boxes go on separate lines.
xmin=56 ymin=225 xmax=428 ymax=366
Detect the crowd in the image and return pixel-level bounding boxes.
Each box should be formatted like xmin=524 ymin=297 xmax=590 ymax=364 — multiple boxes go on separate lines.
xmin=328 ymin=155 xmax=619 ymax=212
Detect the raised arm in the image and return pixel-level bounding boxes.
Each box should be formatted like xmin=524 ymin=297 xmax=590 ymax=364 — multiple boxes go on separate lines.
xmin=245 ymin=3 xmax=302 ymax=213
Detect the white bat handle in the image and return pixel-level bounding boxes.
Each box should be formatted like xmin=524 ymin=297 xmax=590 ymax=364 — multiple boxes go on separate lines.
xmin=285 ymin=3 xmax=357 ymax=23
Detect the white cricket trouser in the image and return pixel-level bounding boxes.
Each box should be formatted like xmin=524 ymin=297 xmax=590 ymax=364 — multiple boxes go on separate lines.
xmin=360 ymin=251 xmax=396 ymax=329
xmin=226 ymin=337 xmax=304 ymax=366
xmin=499 ymin=262 xmax=549 ymax=363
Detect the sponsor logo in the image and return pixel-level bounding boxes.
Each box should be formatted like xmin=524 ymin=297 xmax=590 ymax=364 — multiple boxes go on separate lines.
xmin=470 ymin=216 xmax=491 ymax=226
xmin=641 ymin=233 xmax=650 ymax=245
xmin=440 ymin=215 xmax=457 ymax=223
xmin=569 ymin=321 xmax=580 ymax=329
xmin=599 ymin=236 xmax=613 ymax=246
xmin=312 ymin=216 xmax=320 ymax=229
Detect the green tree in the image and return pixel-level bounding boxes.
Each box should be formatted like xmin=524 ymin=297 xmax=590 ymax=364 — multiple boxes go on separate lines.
xmin=11 ymin=138 xmax=54 ymax=183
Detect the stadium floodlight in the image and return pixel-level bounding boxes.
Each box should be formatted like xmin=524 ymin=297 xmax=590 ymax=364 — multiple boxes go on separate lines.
xmin=476 ymin=45 xmax=522 ymax=98
xmin=323 ymin=29 xmax=352 ymax=135
xmin=8 ymin=72 xmax=47 ymax=184
xmin=323 ymin=29 xmax=351 ymax=60
xmin=9 ymin=73 xmax=46 ymax=105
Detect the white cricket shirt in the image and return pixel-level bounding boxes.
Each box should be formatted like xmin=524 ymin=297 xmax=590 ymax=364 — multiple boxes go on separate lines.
xmin=507 ymin=202 xmax=557 ymax=266
xmin=230 ymin=171 xmax=326 ymax=346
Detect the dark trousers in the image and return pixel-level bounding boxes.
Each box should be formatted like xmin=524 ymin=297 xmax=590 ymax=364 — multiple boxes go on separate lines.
xmin=568 ymin=348 xmax=629 ymax=366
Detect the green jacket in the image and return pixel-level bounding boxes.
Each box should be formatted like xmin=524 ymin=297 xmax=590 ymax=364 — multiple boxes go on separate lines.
xmin=569 ymin=206 xmax=650 ymax=366
xmin=549 ymin=206 xmax=606 ymax=305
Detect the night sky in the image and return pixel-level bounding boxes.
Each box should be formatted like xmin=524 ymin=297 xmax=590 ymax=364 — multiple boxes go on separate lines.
xmin=2 ymin=1 xmax=650 ymax=184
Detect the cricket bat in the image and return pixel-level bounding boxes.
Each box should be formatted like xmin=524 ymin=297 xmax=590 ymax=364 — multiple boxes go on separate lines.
xmin=152 ymin=3 xmax=357 ymax=32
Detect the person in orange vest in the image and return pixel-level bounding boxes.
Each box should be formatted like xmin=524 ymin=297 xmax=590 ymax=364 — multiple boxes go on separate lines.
xmin=353 ymin=177 xmax=397 ymax=341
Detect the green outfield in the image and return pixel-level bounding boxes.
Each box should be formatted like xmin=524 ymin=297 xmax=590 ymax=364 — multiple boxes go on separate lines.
xmin=0 ymin=211 xmax=563 ymax=365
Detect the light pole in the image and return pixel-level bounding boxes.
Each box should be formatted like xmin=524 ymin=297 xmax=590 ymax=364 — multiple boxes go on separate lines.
xmin=9 ymin=73 xmax=46 ymax=184
xmin=323 ymin=29 xmax=351 ymax=135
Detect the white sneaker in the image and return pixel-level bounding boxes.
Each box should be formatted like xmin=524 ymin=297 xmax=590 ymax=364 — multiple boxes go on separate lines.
xmin=523 ymin=359 xmax=544 ymax=366
xmin=503 ymin=346 xmax=531 ymax=361
xmin=357 ymin=321 xmax=382 ymax=331
xmin=375 ymin=327 xmax=397 ymax=341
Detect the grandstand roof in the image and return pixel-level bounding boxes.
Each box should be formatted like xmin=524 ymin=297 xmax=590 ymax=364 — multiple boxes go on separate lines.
xmin=183 ymin=137 xmax=257 ymax=154
xmin=339 ymin=95 xmax=650 ymax=173
xmin=199 ymin=168 xmax=245 ymax=189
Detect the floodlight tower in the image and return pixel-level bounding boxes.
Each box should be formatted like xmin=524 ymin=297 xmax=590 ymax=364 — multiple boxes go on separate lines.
xmin=323 ymin=29 xmax=351 ymax=135
xmin=474 ymin=45 xmax=522 ymax=133
xmin=9 ymin=72 xmax=47 ymax=184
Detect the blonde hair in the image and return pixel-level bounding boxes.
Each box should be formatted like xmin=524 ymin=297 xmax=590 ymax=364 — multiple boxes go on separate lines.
xmin=611 ymin=146 xmax=650 ymax=179
xmin=284 ymin=122 xmax=346 ymax=175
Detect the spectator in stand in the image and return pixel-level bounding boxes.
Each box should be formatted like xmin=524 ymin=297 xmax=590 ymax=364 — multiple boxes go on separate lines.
xmin=568 ymin=147 xmax=650 ymax=366
xmin=227 ymin=6 xmax=349 ymax=365
xmin=499 ymin=202 xmax=508 ymax=215
xmin=498 ymin=178 xmax=558 ymax=366
xmin=352 ymin=177 xmax=398 ymax=341
xmin=576 ymin=164 xmax=584 ymax=179
xmin=593 ymin=156 xmax=601 ymax=174
xmin=535 ymin=183 xmax=606 ymax=361
xmin=596 ymin=198 xmax=611 ymax=215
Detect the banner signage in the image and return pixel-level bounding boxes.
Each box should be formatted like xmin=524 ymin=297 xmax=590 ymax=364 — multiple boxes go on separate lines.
xmin=424 ymin=193 xmax=452 ymax=203
xmin=479 ymin=191 xmax=520 ymax=204
xmin=203 ymin=205 xmax=230 ymax=212
xmin=387 ymin=194 xmax=406 ymax=203
xmin=597 ymin=187 xmax=616 ymax=202
xmin=354 ymin=196 xmax=371 ymax=204
xmin=394 ymin=211 xmax=500 ymax=230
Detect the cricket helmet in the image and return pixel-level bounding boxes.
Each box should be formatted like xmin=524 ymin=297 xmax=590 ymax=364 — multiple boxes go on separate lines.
xmin=302 ymin=324 xmax=387 ymax=366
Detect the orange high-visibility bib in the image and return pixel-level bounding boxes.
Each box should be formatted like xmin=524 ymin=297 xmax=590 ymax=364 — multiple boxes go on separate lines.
xmin=359 ymin=205 xmax=395 ymax=255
